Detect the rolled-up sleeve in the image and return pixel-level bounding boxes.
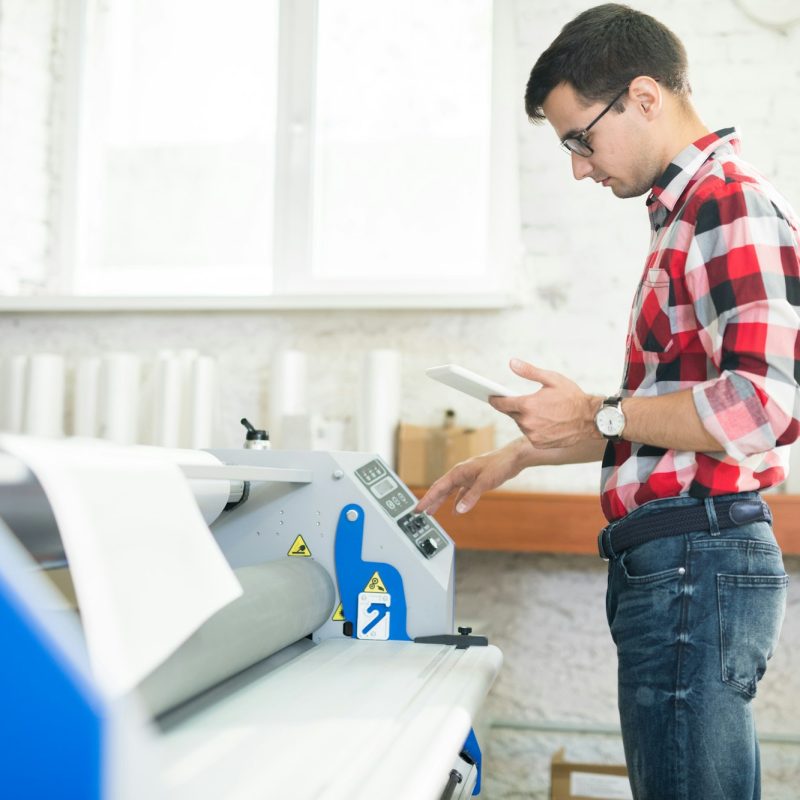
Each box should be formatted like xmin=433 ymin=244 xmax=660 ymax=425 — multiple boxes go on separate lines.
xmin=685 ymin=188 xmax=800 ymax=460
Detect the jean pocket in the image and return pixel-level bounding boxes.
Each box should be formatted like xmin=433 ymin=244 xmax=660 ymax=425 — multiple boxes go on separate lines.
xmin=619 ymin=536 xmax=686 ymax=587
xmin=718 ymin=573 xmax=788 ymax=696
xmin=620 ymin=549 xmax=686 ymax=587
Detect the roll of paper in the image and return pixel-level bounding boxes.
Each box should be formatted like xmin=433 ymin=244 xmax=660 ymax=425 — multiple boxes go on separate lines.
xmin=0 ymin=356 xmax=28 ymax=433
xmin=357 ymin=349 xmax=402 ymax=466
xmin=99 ymin=353 xmax=141 ymax=445
xmin=177 ymin=350 xmax=199 ymax=446
xmin=73 ymin=357 xmax=101 ymax=438
xmin=153 ymin=353 xmax=183 ymax=448
xmin=189 ymin=356 xmax=217 ymax=449
xmin=269 ymin=350 xmax=308 ymax=447
xmin=23 ymin=354 xmax=66 ymax=437
xmin=137 ymin=558 xmax=335 ymax=717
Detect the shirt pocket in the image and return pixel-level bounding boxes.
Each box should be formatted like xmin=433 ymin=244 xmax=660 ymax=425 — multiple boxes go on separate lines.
xmin=632 ymin=267 xmax=674 ymax=355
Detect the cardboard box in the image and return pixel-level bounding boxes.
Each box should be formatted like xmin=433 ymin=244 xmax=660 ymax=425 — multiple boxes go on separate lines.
xmin=550 ymin=749 xmax=631 ymax=800
xmin=396 ymin=422 xmax=494 ymax=486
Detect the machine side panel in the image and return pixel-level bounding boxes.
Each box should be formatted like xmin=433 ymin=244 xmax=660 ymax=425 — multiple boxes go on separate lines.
xmin=208 ymin=450 xmax=455 ymax=640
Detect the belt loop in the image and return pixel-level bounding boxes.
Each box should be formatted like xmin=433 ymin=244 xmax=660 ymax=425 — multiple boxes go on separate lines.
xmin=705 ymin=497 xmax=720 ymax=536
xmin=597 ymin=527 xmax=613 ymax=560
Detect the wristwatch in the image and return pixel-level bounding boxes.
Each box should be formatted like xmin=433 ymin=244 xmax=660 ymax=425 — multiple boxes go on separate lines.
xmin=595 ymin=396 xmax=626 ymax=441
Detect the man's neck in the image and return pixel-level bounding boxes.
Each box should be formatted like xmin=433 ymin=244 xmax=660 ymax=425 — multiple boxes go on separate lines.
xmin=658 ymin=107 xmax=710 ymax=175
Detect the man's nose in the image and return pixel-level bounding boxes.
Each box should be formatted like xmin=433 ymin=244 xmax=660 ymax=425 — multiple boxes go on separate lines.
xmin=571 ymin=151 xmax=594 ymax=180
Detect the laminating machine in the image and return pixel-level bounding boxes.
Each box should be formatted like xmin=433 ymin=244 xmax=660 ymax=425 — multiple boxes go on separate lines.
xmin=0 ymin=438 xmax=502 ymax=800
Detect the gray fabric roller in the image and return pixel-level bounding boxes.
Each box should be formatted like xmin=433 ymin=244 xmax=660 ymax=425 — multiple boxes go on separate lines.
xmin=137 ymin=558 xmax=335 ymax=717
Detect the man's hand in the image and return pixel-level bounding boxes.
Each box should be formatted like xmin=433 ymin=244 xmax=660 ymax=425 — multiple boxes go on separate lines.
xmin=414 ymin=439 xmax=532 ymax=515
xmin=489 ymin=358 xmax=600 ymax=449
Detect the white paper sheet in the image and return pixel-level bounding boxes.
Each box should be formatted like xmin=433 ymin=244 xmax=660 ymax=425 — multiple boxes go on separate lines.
xmin=130 ymin=446 xmax=230 ymax=527
xmin=0 ymin=434 xmax=242 ymax=696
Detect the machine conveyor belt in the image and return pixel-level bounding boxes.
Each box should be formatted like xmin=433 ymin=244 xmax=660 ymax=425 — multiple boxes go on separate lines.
xmin=158 ymin=638 xmax=503 ymax=800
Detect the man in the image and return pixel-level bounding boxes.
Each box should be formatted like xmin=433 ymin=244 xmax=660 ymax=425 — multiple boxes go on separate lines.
xmin=415 ymin=5 xmax=799 ymax=799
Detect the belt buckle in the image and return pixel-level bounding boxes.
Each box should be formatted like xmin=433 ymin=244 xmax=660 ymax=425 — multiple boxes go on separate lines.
xmin=727 ymin=499 xmax=769 ymax=526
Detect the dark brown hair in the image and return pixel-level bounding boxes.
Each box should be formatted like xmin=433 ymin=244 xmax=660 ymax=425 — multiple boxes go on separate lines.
xmin=524 ymin=4 xmax=690 ymax=123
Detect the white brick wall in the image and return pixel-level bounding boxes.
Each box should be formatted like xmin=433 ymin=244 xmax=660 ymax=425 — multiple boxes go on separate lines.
xmin=1 ymin=2 xmax=799 ymax=797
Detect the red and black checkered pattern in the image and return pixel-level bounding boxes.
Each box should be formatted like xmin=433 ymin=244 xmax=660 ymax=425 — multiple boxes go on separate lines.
xmin=601 ymin=129 xmax=800 ymax=522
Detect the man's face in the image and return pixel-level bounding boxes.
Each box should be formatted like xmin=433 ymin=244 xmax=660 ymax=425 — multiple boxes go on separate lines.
xmin=542 ymin=82 xmax=660 ymax=199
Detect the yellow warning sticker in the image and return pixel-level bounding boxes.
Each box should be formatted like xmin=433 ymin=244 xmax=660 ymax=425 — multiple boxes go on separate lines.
xmin=288 ymin=535 xmax=311 ymax=557
xmin=363 ymin=571 xmax=387 ymax=593
xmin=332 ymin=603 xmax=345 ymax=621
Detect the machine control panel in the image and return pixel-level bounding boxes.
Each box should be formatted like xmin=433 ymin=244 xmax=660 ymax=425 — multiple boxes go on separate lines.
xmin=355 ymin=459 xmax=449 ymax=559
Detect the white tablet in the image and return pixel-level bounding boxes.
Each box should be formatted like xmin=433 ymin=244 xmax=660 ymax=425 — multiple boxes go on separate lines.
xmin=425 ymin=364 xmax=515 ymax=403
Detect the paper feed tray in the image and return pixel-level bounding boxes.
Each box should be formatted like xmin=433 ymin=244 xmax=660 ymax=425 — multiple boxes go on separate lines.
xmin=158 ymin=638 xmax=502 ymax=800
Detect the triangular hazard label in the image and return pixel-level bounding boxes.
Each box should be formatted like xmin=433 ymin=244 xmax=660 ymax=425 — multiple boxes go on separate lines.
xmin=363 ymin=571 xmax=387 ymax=593
xmin=332 ymin=603 xmax=345 ymax=621
xmin=288 ymin=535 xmax=311 ymax=557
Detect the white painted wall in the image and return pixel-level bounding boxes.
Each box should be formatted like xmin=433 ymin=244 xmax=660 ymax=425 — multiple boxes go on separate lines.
xmin=1 ymin=1 xmax=799 ymax=796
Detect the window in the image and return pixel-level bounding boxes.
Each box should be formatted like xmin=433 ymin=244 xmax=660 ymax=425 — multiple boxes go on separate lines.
xmin=69 ymin=0 xmax=279 ymax=295
xmin=55 ymin=0 xmax=518 ymax=305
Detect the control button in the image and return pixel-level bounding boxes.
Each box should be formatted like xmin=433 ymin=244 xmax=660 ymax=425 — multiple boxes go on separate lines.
xmin=420 ymin=538 xmax=439 ymax=556
xmin=346 ymin=509 xmax=359 ymax=522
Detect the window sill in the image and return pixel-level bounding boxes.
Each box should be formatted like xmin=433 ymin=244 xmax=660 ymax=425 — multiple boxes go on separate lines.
xmin=0 ymin=292 xmax=519 ymax=313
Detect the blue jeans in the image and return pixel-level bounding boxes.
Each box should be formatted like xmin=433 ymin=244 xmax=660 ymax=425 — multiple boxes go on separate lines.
xmin=604 ymin=493 xmax=788 ymax=800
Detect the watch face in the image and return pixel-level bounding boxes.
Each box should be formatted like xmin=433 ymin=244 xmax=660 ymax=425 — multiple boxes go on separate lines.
xmin=597 ymin=406 xmax=625 ymax=437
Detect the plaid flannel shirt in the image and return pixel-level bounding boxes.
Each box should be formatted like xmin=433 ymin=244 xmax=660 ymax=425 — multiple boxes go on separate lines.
xmin=600 ymin=128 xmax=800 ymax=522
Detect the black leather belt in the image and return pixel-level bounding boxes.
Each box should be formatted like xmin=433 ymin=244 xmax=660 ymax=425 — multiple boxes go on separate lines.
xmin=597 ymin=495 xmax=772 ymax=560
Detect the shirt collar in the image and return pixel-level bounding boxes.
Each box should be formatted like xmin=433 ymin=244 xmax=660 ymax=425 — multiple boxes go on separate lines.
xmin=647 ymin=127 xmax=741 ymax=214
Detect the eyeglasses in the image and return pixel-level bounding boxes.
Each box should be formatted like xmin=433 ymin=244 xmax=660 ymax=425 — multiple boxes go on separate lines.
xmin=560 ymin=85 xmax=630 ymax=157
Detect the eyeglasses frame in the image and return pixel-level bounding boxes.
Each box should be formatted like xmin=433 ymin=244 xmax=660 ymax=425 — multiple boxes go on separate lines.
xmin=560 ymin=84 xmax=631 ymax=157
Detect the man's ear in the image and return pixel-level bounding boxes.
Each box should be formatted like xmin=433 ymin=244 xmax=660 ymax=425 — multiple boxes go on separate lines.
xmin=628 ymin=75 xmax=662 ymax=118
